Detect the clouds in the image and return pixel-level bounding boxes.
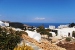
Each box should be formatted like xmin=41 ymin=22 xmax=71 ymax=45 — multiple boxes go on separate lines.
xmin=32 ymin=17 xmax=56 ymax=23
xmin=34 ymin=17 xmax=45 ymax=20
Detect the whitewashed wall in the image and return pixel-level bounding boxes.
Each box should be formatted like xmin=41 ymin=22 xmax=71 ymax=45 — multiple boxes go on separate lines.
xmin=25 ymin=30 xmax=41 ymax=42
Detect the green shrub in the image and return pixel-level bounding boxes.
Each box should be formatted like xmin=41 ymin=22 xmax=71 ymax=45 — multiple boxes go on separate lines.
xmin=66 ymin=37 xmax=71 ymax=42
xmin=20 ymin=31 xmax=28 ymax=35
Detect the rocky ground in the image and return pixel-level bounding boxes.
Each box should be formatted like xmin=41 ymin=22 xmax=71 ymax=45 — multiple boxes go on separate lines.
xmin=22 ymin=34 xmax=66 ymax=50
xmin=24 ymin=40 xmax=42 ymax=50
xmin=57 ymin=40 xmax=75 ymax=50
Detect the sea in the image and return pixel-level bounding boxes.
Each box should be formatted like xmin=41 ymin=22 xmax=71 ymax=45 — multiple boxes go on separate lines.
xmin=23 ymin=23 xmax=69 ymax=28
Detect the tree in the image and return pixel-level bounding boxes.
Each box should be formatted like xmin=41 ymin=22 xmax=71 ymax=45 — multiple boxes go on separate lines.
xmin=36 ymin=25 xmax=45 ymax=33
xmin=40 ymin=31 xmax=46 ymax=35
xmin=47 ymin=32 xmax=52 ymax=40
xmin=69 ymin=23 xmax=75 ymax=27
xmin=45 ymin=29 xmax=51 ymax=32
xmin=36 ymin=25 xmax=47 ymax=35
xmin=36 ymin=25 xmax=52 ymax=39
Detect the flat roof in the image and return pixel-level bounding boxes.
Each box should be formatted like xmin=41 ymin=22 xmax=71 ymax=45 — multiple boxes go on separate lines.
xmin=52 ymin=27 xmax=75 ymax=31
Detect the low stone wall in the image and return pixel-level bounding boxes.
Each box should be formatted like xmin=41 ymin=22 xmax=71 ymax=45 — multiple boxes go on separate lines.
xmin=22 ymin=34 xmax=66 ymax=50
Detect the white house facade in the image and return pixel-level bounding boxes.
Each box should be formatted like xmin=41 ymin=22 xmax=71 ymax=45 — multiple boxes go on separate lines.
xmin=51 ymin=27 xmax=75 ymax=37
xmin=49 ymin=25 xmax=55 ymax=29
xmin=58 ymin=25 xmax=69 ymax=29
xmin=4 ymin=22 xmax=9 ymax=26
xmin=0 ymin=21 xmax=9 ymax=26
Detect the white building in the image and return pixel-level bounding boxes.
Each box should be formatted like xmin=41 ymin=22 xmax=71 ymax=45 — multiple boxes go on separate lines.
xmin=58 ymin=25 xmax=69 ymax=29
xmin=0 ymin=21 xmax=5 ymax=26
xmin=49 ymin=25 xmax=55 ymax=29
xmin=4 ymin=22 xmax=9 ymax=26
xmin=51 ymin=27 xmax=75 ymax=37
xmin=0 ymin=21 xmax=9 ymax=26
xmin=25 ymin=30 xmax=41 ymax=42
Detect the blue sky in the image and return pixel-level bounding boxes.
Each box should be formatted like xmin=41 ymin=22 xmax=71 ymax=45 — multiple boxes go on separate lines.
xmin=0 ymin=0 xmax=75 ymax=23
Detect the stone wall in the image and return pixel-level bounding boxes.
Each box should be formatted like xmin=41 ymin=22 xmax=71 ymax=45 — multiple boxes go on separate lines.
xmin=22 ymin=34 xmax=66 ymax=50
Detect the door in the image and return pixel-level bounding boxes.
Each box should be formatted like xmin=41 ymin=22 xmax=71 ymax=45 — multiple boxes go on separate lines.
xmin=68 ymin=33 xmax=70 ymax=36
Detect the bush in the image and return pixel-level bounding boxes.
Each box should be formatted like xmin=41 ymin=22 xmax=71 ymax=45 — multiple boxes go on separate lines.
xmin=66 ymin=37 xmax=71 ymax=42
xmin=45 ymin=29 xmax=51 ymax=32
xmin=14 ymin=45 xmax=34 ymax=50
xmin=20 ymin=31 xmax=28 ymax=36
xmin=47 ymin=33 xmax=52 ymax=37
xmin=36 ymin=25 xmax=45 ymax=33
